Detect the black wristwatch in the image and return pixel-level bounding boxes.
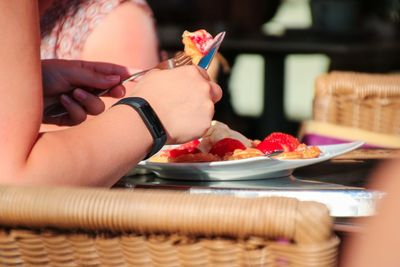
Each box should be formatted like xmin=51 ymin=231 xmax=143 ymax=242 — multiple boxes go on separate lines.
xmin=112 ymin=97 xmax=167 ymax=159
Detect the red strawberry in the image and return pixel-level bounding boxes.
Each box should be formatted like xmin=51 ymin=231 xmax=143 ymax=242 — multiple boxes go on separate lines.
xmin=256 ymin=132 xmax=300 ymax=154
xmin=167 ymin=140 xmax=200 ymax=158
xmin=265 ymin=132 xmax=300 ymax=151
xmin=209 ymin=138 xmax=246 ymax=157
xmin=256 ymin=141 xmax=283 ymax=154
xmin=177 ymin=139 xmax=200 ymax=150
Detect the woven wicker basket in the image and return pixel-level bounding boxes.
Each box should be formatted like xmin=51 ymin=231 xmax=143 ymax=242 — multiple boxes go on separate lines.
xmin=313 ymin=71 xmax=400 ymax=135
xmin=0 ymin=186 xmax=339 ymax=267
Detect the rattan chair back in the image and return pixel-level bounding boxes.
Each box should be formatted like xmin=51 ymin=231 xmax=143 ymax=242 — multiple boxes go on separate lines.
xmin=0 ymin=186 xmax=339 ymax=266
xmin=313 ymin=71 xmax=400 ymax=135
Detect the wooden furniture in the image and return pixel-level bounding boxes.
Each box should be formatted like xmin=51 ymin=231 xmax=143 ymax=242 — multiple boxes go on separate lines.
xmin=0 ymin=186 xmax=338 ymax=266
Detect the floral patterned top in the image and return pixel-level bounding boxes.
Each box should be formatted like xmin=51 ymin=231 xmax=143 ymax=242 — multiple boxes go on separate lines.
xmin=40 ymin=0 xmax=153 ymax=59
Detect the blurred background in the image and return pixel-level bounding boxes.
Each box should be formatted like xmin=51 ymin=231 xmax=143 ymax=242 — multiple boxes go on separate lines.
xmin=146 ymin=0 xmax=400 ymax=140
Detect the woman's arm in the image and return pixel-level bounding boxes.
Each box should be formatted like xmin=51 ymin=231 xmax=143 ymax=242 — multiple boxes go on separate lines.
xmin=10 ymin=67 xmax=220 ymax=187
xmin=0 ymin=2 xmax=151 ymax=185
xmin=0 ymin=1 xmax=43 ymax=170
xmin=26 ymin=105 xmax=154 ymax=186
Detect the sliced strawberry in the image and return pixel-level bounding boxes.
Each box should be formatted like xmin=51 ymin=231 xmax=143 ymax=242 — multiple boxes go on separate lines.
xmin=168 ymin=147 xmax=200 ymax=158
xmin=178 ymin=139 xmax=200 ymax=150
xmin=209 ymin=138 xmax=246 ymax=157
xmin=167 ymin=140 xmax=200 ymax=159
xmin=256 ymin=140 xmax=283 ymax=154
xmin=256 ymin=132 xmax=300 ymax=154
xmin=264 ymin=132 xmax=300 ymax=152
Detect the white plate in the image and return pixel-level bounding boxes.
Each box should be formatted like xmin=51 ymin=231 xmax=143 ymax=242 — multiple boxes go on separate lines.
xmin=138 ymin=141 xmax=364 ymax=181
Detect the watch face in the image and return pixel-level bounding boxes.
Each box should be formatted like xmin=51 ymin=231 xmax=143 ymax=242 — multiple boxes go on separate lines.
xmin=114 ymin=97 xmax=167 ymax=158
xmin=141 ymin=102 xmax=166 ymax=138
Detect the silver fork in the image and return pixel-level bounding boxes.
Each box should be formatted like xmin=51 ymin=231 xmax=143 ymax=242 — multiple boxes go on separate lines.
xmin=127 ymin=52 xmax=192 ymax=82
xmin=44 ymin=52 xmax=193 ymax=118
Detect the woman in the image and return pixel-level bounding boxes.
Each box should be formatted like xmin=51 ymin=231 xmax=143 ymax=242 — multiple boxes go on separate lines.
xmin=0 ymin=1 xmax=222 ymax=186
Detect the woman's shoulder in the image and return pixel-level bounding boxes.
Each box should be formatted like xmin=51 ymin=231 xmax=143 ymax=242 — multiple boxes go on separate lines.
xmin=40 ymin=0 xmax=153 ymax=59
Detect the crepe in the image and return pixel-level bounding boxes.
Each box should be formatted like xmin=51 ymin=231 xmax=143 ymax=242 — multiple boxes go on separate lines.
xmin=149 ymin=120 xmax=321 ymax=163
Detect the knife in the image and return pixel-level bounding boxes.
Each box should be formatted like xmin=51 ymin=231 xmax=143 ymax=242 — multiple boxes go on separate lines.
xmin=198 ymin=31 xmax=226 ymax=70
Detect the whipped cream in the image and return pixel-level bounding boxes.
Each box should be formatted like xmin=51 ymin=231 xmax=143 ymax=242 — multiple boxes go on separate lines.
xmin=197 ymin=121 xmax=252 ymax=153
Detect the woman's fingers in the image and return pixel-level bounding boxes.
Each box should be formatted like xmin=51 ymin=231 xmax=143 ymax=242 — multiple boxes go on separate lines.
xmin=196 ymin=66 xmax=211 ymax=81
xmin=209 ymin=81 xmax=223 ymax=103
xmin=59 ymin=95 xmax=87 ymax=125
xmin=193 ymin=66 xmax=223 ymax=103
xmin=78 ymin=60 xmax=131 ymax=78
xmin=64 ymin=61 xmax=138 ymax=96
xmin=72 ymin=89 xmax=105 ymax=115
xmin=47 ymin=89 xmax=106 ymax=126
xmin=75 ymin=60 xmax=136 ymax=87
xmin=66 ymin=67 xmax=122 ymax=89
xmin=59 ymin=60 xmax=129 ymax=90
xmin=107 ymin=85 xmax=126 ymax=98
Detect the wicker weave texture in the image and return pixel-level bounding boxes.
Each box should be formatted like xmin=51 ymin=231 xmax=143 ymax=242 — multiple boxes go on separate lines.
xmin=313 ymin=71 xmax=400 ymax=135
xmin=0 ymin=187 xmax=339 ymax=266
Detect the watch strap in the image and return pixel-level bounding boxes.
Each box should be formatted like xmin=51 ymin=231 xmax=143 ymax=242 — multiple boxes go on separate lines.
xmin=112 ymin=97 xmax=167 ymax=159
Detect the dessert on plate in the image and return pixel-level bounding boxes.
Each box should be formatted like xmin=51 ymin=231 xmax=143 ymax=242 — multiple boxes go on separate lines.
xmin=149 ymin=121 xmax=321 ymax=163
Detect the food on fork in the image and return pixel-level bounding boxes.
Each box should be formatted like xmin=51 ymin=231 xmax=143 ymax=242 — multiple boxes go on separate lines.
xmin=149 ymin=121 xmax=321 ymax=163
xmin=181 ymin=29 xmax=230 ymax=82
xmin=182 ymin=29 xmax=215 ymax=64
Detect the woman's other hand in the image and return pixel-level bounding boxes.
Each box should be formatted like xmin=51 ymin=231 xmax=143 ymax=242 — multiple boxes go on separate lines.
xmin=42 ymin=59 xmax=131 ymax=126
xmin=130 ymin=65 xmax=223 ymax=144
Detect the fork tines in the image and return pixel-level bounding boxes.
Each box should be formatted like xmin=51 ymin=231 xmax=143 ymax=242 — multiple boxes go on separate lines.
xmin=174 ymin=51 xmax=192 ymax=66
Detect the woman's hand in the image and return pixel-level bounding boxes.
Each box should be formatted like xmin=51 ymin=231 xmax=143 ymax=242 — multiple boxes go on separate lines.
xmin=129 ymin=65 xmax=223 ymax=144
xmin=42 ymin=59 xmax=131 ymax=126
